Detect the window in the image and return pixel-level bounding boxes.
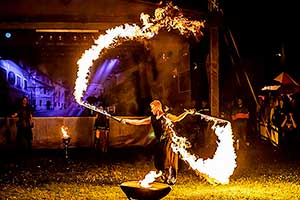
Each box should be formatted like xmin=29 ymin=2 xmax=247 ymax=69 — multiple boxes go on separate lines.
xmin=16 ymin=76 xmax=21 ymax=88
xmin=8 ymin=71 xmax=15 ymax=85
xmin=0 ymin=68 xmax=7 ymax=84
xmin=178 ymin=70 xmax=191 ymax=92
xmin=24 ymin=80 xmax=28 ymax=90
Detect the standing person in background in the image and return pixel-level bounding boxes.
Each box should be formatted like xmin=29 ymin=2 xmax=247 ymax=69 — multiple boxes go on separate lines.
xmin=94 ymin=105 xmax=110 ymax=153
xmin=12 ymin=96 xmax=34 ymax=151
xmin=121 ymin=100 xmax=195 ymax=185
xmin=274 ymin=97 xmax=288 ymax=145
xmin=231 ymin=97 xmax=249 ymax=150
xmin=281 ymin=112 xmax=297 ymax=151
xmin=198 ymin=99 xmax=211 ymax=148
xmin=198 ymin=99 xmax=210 ymax=115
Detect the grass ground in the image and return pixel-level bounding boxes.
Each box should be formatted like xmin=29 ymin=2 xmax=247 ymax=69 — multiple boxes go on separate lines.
xmin=1 ymin=140 xmax=300 ymax=200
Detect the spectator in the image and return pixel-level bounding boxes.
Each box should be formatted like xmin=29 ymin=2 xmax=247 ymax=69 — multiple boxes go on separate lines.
xmin=198 ymin=99 xmax=211 ymax=148
xmin=231 ymin=97 xmax=249 ymax=149
xmin=12 ymin=96 xmax=34 ymax=151
xmin=94 ymin=105 xmax=110 ymax=153
xmin=281 ymin=112 xmax=297 ymax=150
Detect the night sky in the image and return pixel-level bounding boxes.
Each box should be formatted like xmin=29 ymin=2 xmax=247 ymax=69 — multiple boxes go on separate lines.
xmin=160 ymin=0 xmax=300 ymax=93
xmin=222 ymin=0 xmax=300 ymax=79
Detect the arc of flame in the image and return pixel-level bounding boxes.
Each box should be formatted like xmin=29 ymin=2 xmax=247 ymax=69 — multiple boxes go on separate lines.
xmin=72 ymin=2 xmax=236 ymax=186
xmin=73 ymin=3 xmax=205 ymax=112
xmin=138 ymin=114 xmax=236 ymax=186
xmin=169 ymin=113 xmax=236 ymax=185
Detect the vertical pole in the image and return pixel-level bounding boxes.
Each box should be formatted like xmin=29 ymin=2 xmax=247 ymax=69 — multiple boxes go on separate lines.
xmin=208 ymin=0 xmax=220 ymax=117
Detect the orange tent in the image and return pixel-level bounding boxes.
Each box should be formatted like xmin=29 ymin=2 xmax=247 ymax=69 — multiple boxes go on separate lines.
xmin=273 ymin=72 xmax=299 ymax=86
xmin=273 ymin=72 xmax=300 ymax=94
xmin=261 ymin=72 xmax=300 ymax=94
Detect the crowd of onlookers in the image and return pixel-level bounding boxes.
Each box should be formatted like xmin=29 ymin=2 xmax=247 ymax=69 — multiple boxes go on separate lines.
xmin=217 ymin=93 xmax=300 ymax=150
xmin=255 ymin=93 xmax=300 ymax=149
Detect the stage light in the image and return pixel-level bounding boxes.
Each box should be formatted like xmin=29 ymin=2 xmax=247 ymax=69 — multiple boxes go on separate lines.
xmin=36 ymin=29 xmax=99 ymax=33
xmin=5 ymin=32 xmax=11 ymax=38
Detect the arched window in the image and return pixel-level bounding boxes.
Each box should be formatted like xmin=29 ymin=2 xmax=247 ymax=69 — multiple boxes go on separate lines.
xmin=8 ymin=71 xmax=16 ymax=85
xmin=24 ymin=80 xmax=28 ymax=90
xmin=16 ymin=76 xmax=21 ymax=88
xmin=0 ymin=68 xmax=7 ymax=84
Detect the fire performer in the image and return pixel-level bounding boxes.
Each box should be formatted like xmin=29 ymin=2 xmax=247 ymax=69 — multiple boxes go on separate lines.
xmin=121 ymin=100 xmax=195 ymax=185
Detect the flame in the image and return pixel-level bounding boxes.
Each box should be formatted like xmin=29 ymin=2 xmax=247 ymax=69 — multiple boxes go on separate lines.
xmin=169 ymin=114 xmax=237 ymax=185
xmin=70 ymin=2 xmax=235 ymax=185
xmin=73 ymin=2 xmax=205 ymax=112
xmin=139 ymin=171 xmax=162 ymax=188
xmin=138 ymin=114 xmax=236 ymax=186
xmin=61 ymin=125 xmax=70 ymax=139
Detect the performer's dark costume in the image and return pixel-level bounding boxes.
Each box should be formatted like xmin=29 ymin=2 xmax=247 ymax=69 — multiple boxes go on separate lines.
xmin=151 ymin=114 xmax=178 ymax=185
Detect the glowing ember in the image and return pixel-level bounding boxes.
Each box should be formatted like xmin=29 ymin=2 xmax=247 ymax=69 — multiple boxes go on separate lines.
xmin=61 ymin=125 xmax=70 ymax=139
xmin=73 ymin=2 xmax=205 ymax=112
xmin=139 ymin=171 xmax=163 ymax=188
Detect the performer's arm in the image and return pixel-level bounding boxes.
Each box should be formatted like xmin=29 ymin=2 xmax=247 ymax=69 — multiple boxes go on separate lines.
xmin=167 ymin=109 xmax=195 ymax=122
xmin=290 ymin=113 xmax=297 ymax=128
xmin=281 ymin=115 xmax=287 ymax=128
xmin=122 ymin=116 xmax=151 ymax=125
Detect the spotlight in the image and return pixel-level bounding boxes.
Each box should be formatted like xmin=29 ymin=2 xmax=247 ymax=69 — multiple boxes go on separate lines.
xmin=5 ymin=32 xmax=11 ymax=39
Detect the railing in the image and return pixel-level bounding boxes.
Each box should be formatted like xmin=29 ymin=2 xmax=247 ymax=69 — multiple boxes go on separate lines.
xmin=258 ymin=121 xmax=280 ymax=147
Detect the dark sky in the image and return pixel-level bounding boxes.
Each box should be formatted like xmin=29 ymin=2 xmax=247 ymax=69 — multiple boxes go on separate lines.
xmin=222 ymin=0 xmax=300 ymax=78
xmin=165 ymin=0 xmax=300 ymax=82
xmin=142 ymin=0 xmax=300 ymax=95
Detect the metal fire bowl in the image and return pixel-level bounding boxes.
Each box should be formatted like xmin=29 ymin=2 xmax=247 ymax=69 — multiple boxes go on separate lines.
xmin=62 ymin=137 xmax=71 ymax=145
xmin=120 ymin=180 xmax=171 ymax=200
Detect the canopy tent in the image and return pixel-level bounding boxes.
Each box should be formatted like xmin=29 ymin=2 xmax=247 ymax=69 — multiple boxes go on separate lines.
xmin=261 ymin=72 xmax=300 ymax=94
xmin=274 ymin=72 xmax=299 ymax=86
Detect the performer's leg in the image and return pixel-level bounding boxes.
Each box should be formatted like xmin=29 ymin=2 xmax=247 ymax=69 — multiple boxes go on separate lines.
xmin=94 ymin=129 xmax=100 ymax=151
xmin=25 ymin=128 xmax=33 ymax=151
xmin=104 ymin=130 xmax=109 ymax=152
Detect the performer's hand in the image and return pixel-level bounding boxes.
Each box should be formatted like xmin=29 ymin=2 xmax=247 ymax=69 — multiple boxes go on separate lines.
xmin=121 ymin=119 xmax=127 ymax=124
xmin=185 ymin=108 xmax=196 ymax=115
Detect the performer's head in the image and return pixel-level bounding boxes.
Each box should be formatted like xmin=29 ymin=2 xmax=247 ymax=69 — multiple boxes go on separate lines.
xmin=150 ymin=100 xmax=163 ymax=115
